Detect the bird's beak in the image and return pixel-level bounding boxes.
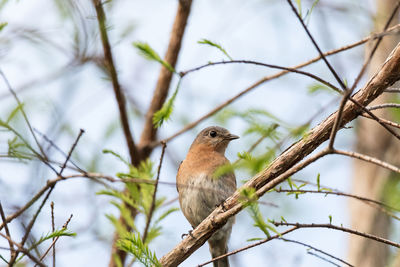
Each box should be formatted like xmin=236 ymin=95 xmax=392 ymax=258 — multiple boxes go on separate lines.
xmin=225 ymin=133 xmax=239 ymax=140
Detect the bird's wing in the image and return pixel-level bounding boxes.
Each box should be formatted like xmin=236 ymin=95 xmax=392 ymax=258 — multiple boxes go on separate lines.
xmin=176 ymin=160 xmax=183 ymax=193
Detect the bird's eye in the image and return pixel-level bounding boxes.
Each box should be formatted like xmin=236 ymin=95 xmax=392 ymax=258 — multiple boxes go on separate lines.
xmin=209 ymin=130 xmax=217 ymax=138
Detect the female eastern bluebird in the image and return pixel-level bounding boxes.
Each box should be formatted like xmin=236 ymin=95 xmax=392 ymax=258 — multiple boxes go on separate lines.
xmin=176 ymin=126 xmax=239 ymax=267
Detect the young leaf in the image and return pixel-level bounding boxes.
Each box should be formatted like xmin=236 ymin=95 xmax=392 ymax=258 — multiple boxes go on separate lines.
xmin=117 ymin=232 xmax=161 ymax=267
xmin=152 ymin=79 xmax=181 ymax=128
xmin=133 ymin=42 xmax=175 ymax=73
xmin=198 ymin=38 xmax=233 ymax=60
xmin=317 ymin=173 xmax=321 ymax=191
xmin=329 ymin=215 xmax=332 ymax=224
xmin=0 ymin=22 xmax=7 ymax=31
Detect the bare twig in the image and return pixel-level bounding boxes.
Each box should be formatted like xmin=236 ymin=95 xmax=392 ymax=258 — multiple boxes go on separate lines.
xmin=180 ymin=60 xmax=341 ymax=93
xmin=279 ymin=238 xmax=354 ymax=267
xmin=92 ymin=0 xmax=139 ymax=166
xmin=60 ymin=129 xmax=85 ymax=175
xmin=39 ymin=214 xmax=73 ymax=263
xmin=286 ymin=0 xmax=346 ymax=90
xmin=0 ymin=69 xmax=47 ymax=158
xmin=9 ymin=187 xmax=54 ymax=265
xmin=367 ymin=103 xmax=400 ymax=111
xmin=0 ymin=233 xmax=45 ymax=267
xmin=51 ymin=202 xmax=55 ymax=267
xmin=333 ymin=149 xmax=400 ymax=173
xmin=361 ymin=113 xmax=400 ymax=129
xmin=196 ymin=227 xmax=298 ymax=267
xmin=142 ymin=142 xmax=167 ymax=243
xmin=307 ymin=251 xmax=342 ymax=267
xmin=273 ymin=221 xmax=400 ymax=248
xmin=0 ymin=202 xmax=15 ymax=261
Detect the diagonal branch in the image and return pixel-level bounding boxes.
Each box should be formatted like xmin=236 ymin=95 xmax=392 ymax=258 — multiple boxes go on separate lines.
xmin=159 ymin=32 xmax=400 ymax=267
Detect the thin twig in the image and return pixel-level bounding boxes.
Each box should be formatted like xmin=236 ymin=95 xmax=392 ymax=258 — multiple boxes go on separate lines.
xmin=361 ymin=113 xmax=400 ymax=129
xmin=60 ymin=129 xmax=85 ymax=175
xmin=0 ymin=69 xmax=47 ymax=158
xmin=39 ymin=214 xmax=73 ymax=263
xmin=0 ymin=233 xmax=45 ymax=267
xmin=333 ymin=149 xmax=400 ymax=173
xmin=180 ymin=60 xmax=341 ymax=93
xmin=274 ymin=189 xmax=399 ymax=212
xmin=349 ymin=0 xmax=400 ymax=92
xmin=367 ymin=103 xmax=400 ymax=111
xmin=273 ymin=221 xmax=400 ymax=248
xmin=142 ymin=142 xmax=167 ymax=243
xmin=286 ymin=0 xmax=346 ymax=90
xmin=0 ymin=202 xmax=15 ymax=261
xmin=34 ymin=128 xmax=82 ymax=171
xmin=51 ymin=202 xmax=55 ymax=267
xmin=8 ymin=187 xmax=54 ymax=265
xmin=279 ymin=238 xmax=354 ymax=267
xmin=196 ymin=227 xmax=298 ymax=267
xmin=307 ymin=251 xmax=341 ymax=267
xmin=328 ymin=89 xmax=352 ymax=149
xmin=385 ymin=88 xmax=400 ymax=93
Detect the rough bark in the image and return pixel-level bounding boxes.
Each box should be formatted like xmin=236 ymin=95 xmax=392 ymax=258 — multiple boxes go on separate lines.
xmin=348 ymin=1 xmax=400 ymax=266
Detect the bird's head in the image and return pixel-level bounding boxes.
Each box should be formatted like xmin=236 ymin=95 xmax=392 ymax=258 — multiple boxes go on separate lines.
xmin=190 ymin=126 xmax=239 ymax=154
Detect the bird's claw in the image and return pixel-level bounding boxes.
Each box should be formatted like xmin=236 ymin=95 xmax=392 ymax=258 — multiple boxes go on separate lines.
xmin=181 ymin=230 xmax=194 ymax=239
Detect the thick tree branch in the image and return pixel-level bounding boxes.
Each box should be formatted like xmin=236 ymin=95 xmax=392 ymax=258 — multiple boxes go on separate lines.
xmin=159 ymin=36 xmax=400 ymax=267
xmin=138 ymin=0 xmax=193 ymax=157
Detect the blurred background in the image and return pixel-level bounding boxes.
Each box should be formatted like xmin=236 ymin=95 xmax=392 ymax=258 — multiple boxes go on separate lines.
xmin=1 ymin=0 xmax=399 ymax=266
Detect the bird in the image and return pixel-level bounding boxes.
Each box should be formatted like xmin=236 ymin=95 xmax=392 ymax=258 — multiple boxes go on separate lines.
xmin=176 ymin=126 xmax=239 ymax=267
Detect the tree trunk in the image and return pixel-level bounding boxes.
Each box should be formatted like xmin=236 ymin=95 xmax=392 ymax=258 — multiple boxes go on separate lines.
xmin=348 ymin=1 xmax=400 ymax=266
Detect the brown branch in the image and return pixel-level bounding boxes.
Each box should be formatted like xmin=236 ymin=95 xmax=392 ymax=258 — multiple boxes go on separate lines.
xmin=273 ymin=222 xmax=400 ymax=248
xmin=333 ymin=149 xmax=400 ymax=173
xmin=142 ymin=142 xmax=167 ymax=243
xmin=367 ymin=103 xmax=400 ymax=111
xmin=158 ymin=34 xmax=400 ymax=267
xmin=274 ymin=188 xmax=399 ymax=212
xmin=92 ymin=0 xmax=139 ymax=165
xmin=50 ymin=202 xmax=55 ymax=267
xmin=138 ymin=0 xmax=193 ymax=157
xmin=59 ymin=129 xmax=84 ymax=175
xmin=9 ymin=187 xmax=54 ymax=266
xmin=0 ymin=233 xmax=45 ymax=267
xmin=0 ymin=202 xmax=15 ymax=261
xmin=39 ymin=214 xmax=73 ymax=262
xmin=151 ymin=24 xmax=400 ymax=148
xmin=180 ymin=60 xmax=341 ymax=93
xmin=361 ymin=113 xmax=400 ymax=129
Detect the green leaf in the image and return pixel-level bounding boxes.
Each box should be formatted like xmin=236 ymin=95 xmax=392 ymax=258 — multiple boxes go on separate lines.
xmin=103 ymin=149 xmax=130 ymax=166
xmin=317 ymin=173 xmax=321 ymax=191
xmin=295 ymin=0 xmax=302 ymax=17
xmin=198 ymin=38 xmax=233 ymax=60
xmin=117 ymin=232 xmax=161 ymax=267
xmin=0 ymin=22 xmax=7 ymax=31
xmin=133 ymin=42 xmax=175 ymax=73
xmin=152 ymin=79 xmax=181 ymax=128
xmin=154 ymin=207 xmax=179 ymax=226
xmin=30 ymin=229 xmax=76 ymax=250
xmin=329 ymin=215 xmax=332 ymax=224
xmin=308 ymin=83 xmax=332 ymax=94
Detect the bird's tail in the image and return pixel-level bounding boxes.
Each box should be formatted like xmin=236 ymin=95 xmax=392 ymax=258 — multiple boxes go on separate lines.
xmin=208 ymin=239 xmax=229 ymax=267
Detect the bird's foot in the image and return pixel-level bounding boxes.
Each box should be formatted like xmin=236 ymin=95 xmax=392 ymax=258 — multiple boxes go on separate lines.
xmin=181 ymin=230 xmax=194 ymax=239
